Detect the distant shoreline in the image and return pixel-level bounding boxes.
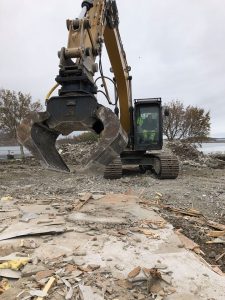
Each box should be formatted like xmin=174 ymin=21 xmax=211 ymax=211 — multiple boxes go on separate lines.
xmin=1 ymin=138 xmax=225 ymax=147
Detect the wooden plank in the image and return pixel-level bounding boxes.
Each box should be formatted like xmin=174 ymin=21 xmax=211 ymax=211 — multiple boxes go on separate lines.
xmin=36 ymin=276 xmax=56 ymax=300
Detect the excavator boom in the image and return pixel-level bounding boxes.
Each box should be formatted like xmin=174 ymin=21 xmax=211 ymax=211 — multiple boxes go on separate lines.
xmin=17 ymin=0 xmax=130 ymax=172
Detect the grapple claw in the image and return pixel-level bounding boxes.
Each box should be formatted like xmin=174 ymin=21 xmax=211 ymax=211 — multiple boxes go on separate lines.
xmin=17 ymin=94 xmax=128 ymax=174
xmin=17 ymin=112 xmax=70 ymax=172
xmin=82 ymin=106 xmax=128 ymax=172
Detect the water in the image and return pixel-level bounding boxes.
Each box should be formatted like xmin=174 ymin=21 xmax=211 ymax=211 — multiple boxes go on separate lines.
xmin=0 ymin=146 xmax=31 ymax=159
xmin=199 ymin=143 xmax=225 ymax=154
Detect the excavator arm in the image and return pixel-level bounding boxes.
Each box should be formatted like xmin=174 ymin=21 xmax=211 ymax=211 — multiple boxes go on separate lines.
xmin=17 ymin=0 xmax=131 ymax=173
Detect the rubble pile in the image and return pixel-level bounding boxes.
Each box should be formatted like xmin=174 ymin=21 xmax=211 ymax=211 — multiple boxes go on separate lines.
xmin=167 ymin=141 xmax=225 ymax=169
xmin=166 ymin=141 xmax=203 ymax=161
xmin=57 ymin=141 xmax=98 ymax=165
xmin=0 ymin=192 xmax=225 ymax=299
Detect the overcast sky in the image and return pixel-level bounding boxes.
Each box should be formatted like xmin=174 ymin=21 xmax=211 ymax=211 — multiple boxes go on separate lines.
xmin=0 ymin=0 xmax=225 ymax=137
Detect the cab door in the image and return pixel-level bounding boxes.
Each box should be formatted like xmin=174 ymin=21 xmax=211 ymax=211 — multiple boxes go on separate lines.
xmin=134 ymin=99 xmax=163 ymax=151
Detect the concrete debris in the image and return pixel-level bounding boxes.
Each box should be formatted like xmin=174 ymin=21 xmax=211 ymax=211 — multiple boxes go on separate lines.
xmin=167 ymin=141 xmax=225 ymax=169
xmin=20 ymin=211 xmax=38 ymax=222
xmin=0 ymin=253 xmax=30 ymax=262
xmin=1 ymin=154 xmax=225 ymax=300
xmin=79 ymin=284 xmax=104 ymax=300
xmin=0 ymin=225 xmax=67 ymax=241
xmin=61 ymin=278 xmax=73 ymax=300
xmin=58 ymin=142 xmax=98 ymax=166
xmin=20 ymin=239 xmax=39 ymax=249
xmin=22 ymin=264 xmax=46 ymax=277
xmin=29 ymin=289 xmax=48 ymax=297
xmin=0 ymin=269 xmax=21 ymax=279
xmin=79 ymin=192 xmax=93 ymax=202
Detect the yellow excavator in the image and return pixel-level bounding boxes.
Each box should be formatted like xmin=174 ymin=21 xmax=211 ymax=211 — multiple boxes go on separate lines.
xmin=17 ymin=0 xmax=179 ymax=179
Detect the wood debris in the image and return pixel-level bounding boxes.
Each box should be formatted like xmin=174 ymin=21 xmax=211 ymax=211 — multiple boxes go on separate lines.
xmin=176 ymin=230 xmax=204 ymax=255
xmin=198 ymin=256 xmax=225 ymax=277
xmin=161 ymin=205 xmax=202 ymax=217
xmin=215 ymin=252 xmax=225 ymax=262
xmin=35 ymin=270 xmax=54 ymax=282
xmin=36 ymin=276 xmax=56 ymax=300
xmin=74 ymin=193 xmax=93 ymax=211
xmin=142 ymin=219 xmax=167 ymax=229
xmin=138 ymin=228 xmax=159 ymax=239
xmin=206 ymin=220 xmax=225 ymax=231
xmin=206 ymin=237 xmax=225 ymax=244
xmin=128 ymin=266 xmax=141 ymax=279
xmin=207 ymin=230 xmax=225 ymax=237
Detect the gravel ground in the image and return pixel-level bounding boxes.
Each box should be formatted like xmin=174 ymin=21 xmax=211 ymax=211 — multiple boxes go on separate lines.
xmin=1 ymin=143 xmax=225 ymax=273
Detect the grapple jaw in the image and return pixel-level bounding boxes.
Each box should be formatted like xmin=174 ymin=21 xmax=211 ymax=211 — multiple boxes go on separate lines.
xmin=17 ymin=94 xmax=128 ymax=173
xmin=17 ymin=111 xmax=69 ymax=172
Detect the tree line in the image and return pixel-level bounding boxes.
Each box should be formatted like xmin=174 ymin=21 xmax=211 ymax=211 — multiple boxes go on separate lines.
xmin=0 ymin=89 xmax=42 ymax=156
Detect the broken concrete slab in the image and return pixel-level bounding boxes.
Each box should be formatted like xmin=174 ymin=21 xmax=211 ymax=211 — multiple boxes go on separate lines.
xmin=0 ymin=269 xmax=21 ymax=279
xmin=79 ymin=285 xmax=104 ymax=300
xmin=0 ymin=253 xmax=31 ymax=262
xmin=0 ymin=191 xmax=225 ymax=299
xmin=22 ymin=264 xmax=47 ymax=277
xmin=67 ymin=212 xmax=126 ymax=225
xmin=0 ymin=225 xmax=66 ymax=241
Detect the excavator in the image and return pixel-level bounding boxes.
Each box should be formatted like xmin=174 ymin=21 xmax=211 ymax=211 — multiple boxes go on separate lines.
xmin=17 ymin=0 xmax=179 ymax=180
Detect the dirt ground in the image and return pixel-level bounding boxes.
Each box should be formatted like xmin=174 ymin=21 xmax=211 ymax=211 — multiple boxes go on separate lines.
xmin=1 ymin=153 xmax=225 ymax=277
xmin=0 ymin=144 xmax=225 ymax=300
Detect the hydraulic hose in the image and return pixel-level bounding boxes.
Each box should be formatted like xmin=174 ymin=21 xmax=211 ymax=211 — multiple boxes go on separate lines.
xmin=45 ymin=83 xmax=60 ymax=101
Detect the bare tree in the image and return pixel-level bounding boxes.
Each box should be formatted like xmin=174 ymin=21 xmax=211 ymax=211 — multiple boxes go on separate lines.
xmin=163 ymin=100 xmax=210 ymax=143
xmin=0 ymin=89 xmax=43 ymax=158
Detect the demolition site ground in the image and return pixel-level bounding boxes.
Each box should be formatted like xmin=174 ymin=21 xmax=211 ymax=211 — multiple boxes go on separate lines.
xmin=0 ymin=142 xmax=225 ymax=299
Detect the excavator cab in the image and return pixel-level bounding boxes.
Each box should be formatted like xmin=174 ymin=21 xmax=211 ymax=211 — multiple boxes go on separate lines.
xmin=134 ymin=98 xmax=163 ymax=151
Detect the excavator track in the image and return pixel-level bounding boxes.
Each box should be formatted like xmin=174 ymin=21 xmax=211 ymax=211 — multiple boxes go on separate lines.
xmin=153 ymin=155 xmax=179 ymax=179
xmin=104 ymin=157 xmax=122 ymax=179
